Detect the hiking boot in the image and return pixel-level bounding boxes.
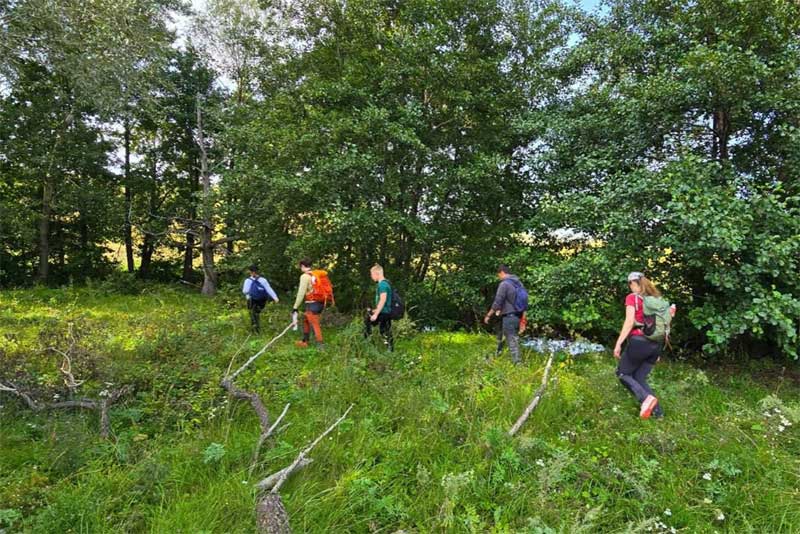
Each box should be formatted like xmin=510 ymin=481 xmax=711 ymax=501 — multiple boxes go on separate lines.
xmin=640 ymin=395 xmax=659 ymax=419
xmin=295 ymin=341 xmax=309 ymax=348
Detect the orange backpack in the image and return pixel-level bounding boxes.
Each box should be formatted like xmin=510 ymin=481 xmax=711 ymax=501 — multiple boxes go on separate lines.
xmin=307 ymin=269 xmax=335 ymax=306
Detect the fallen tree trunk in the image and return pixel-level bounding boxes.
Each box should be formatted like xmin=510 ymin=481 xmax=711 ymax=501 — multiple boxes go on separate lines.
xmin=508 ymin=354 xmax=555 ymax=437
xmin=256 ymin=494 xmax=291 ymax=534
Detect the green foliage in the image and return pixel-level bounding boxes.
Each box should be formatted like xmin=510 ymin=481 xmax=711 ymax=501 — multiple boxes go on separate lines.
xmin=222 ymin=0 xmax=572 ymax=314
xmin=522 ymin=0 xmax=800 ymax=358
xmin=1 ymin=288 xmax=799 ymax=532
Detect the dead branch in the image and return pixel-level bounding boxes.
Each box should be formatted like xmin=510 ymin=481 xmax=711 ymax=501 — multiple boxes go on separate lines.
xmin=251 ymin=403 xmax=291 ymax=476
xmin=508 ymin=354 xmax=555 ymax=437
xmin=256 ymin=458 xmax=313 ymax=491
xmin=271 ymin=404 xmax=354 ymax=494
xmin=0 ymin=383 xmax=131 ymax=438
xmin=0 ymin=382 xmax=40 ymax=410
xmin=227 ymin=323 xmax=295 ymax=382
xmin=51 ymin=347 xmax=85 ymax=393
xmin=221 ymin=379 xmax=271 ymax=434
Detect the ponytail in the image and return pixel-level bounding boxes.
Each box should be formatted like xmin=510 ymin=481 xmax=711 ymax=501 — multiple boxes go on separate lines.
xmin=639 ymin=276 xmax=662 ymax=297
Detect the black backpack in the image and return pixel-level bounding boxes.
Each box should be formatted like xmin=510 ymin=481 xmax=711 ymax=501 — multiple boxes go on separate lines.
xmin=387 ymin=281 xmax=405 ymax=320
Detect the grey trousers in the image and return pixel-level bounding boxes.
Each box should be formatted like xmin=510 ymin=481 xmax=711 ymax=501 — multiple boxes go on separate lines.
xmin=495 ymin=314 xmax=521 ymax=363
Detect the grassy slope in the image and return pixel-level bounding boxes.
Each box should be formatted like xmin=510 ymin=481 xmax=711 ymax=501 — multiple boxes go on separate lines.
xmin=0 ymin=287 xmax=799 ymax=533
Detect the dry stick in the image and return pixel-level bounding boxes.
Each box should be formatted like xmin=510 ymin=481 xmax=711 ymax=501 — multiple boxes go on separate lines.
xmin=224 ymin=333 xmax=253 ymax=379
xmin=227 ymin=323 xmax=295 ymax=382
xmin=270 ymin=404 xmax=354 ymax=494
xmin=508 ymin=354 xmax=555 ymax=437
xmin=256 ymin=458 xmax=314 ymax=491
xmin=250 ymin=403 xmax=291 ymax=476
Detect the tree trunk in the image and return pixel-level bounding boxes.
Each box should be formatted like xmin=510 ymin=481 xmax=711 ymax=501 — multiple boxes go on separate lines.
xmin=256 ymin=494 xmax=291 ymax=534
xmin=182 ymin=231 xmax=195 ymax=281
xmin=196 ymin=96 xmax=217 ymax=296
xmin=140 ymin=237 xmax=154 ymax=278
xmin=182 ymin=158 xmax=198 ymax=282
xmin=124 ymin=120 xmax=135 ymax=272
xmin=37 ymin=175 xmax=53 ymax=282
xmin=713 ymin=108 xmax=730 ymax=161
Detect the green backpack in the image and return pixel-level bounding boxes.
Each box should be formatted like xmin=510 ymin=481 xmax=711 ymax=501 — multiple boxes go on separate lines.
xmin=634 ymin=295 xmax=672 ymax=345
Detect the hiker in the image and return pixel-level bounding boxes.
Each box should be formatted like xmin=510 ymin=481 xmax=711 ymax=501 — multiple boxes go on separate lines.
xmin=364 ymin=264 xmax=394 ymax=351
xmin=613 ymin=272 xmax=675 ymax=419
xmin=242 ymin=265 xmax=279 ymax=333
xmin=484 ymin=265 xmax=527 ymax=364
xmin=292 ymin=258 xmax=333 ymax=349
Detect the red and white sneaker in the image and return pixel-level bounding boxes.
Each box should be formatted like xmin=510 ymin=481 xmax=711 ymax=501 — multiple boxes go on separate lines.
xmin=640 ymin=395 xmax=659 ymax=419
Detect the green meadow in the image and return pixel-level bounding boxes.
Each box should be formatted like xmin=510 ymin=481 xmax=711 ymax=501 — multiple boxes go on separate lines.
xmin=1 ymin=287 xmax=799 ymax=533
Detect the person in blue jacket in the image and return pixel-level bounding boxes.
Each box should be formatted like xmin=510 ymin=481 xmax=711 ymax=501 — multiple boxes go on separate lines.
xmin=242 ymin=265 xmax=279 ymax=333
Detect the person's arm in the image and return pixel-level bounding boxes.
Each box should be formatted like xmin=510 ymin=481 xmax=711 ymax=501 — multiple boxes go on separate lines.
xmin=613 ymin=305 xmax=636 ymax=359
xmin=260 ymin=278 xmax=279 ymax=302
xmin=293 ymin=274 xmax=310 ymax=311
xmin=484 ymin=282 xmax=507 ymax=324
xmin=371 ymin=291 xmax=388 ymax=321
xmin=243 ymin=278 xmax=252 ymax=298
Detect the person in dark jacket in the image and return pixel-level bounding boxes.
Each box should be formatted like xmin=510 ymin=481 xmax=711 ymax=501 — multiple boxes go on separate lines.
xmin=484 ymin=265 xmax=524 ymax=364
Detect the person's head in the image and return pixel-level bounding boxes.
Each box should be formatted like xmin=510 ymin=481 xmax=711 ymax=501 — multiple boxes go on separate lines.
xmin=497 ymin=264 xmax=512 ymax=280
xmin=298 ymin=258 xmax=312 ymax=273
xmin=370 ymin=264 xmax=384 ymax=282
xmin=248 ymin=264 xmax=259 ymax=277
xmin=627 ymin=271 xmax=661 ymax=297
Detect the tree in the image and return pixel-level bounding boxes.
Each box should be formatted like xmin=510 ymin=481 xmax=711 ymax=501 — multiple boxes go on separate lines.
xmin=1 ymin=0 xmax=177 ymax=282
xmin=525 ymin=0 xmax=800 ymax=357
xmin=224 ymin=0 xmax=571 ymax=311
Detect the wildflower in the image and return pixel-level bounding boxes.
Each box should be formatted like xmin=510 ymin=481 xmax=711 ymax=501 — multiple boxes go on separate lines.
xmin=663 ymin=509 xmax=672 ymax=516
xmin=778 ymin=425 xmax=786 ymax=432
xmin=703 ymin=498 xmax=713 ymax=504
xmin=702 ymin=472 xmax=712 ymax=481
xmin=716 ymin=511 xmax=725 ymax=521
xmin=535 ymin=459 xmax=545 ymax=467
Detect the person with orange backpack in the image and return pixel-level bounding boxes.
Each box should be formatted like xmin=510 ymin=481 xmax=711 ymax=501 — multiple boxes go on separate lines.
xmin=292 ymin=258 xmax=334 ymax=349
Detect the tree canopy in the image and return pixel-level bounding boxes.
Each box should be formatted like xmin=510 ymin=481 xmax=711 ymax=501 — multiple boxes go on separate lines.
xmin=1 ymin=0 xmax=799 ymax=358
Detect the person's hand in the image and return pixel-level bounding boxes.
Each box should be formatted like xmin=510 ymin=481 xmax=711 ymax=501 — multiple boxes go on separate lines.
xmin=483 ymin=315 xmax=491 ymax=325
xmin=670 ymin=304 xmax=677 ymax=317
xmin=613 ymin=344 xmax=622 ymax=359
xmin=274 ymin=298 xmax=279 ymax=303
xmin=370 ymin=313 xmax=379 ymax=322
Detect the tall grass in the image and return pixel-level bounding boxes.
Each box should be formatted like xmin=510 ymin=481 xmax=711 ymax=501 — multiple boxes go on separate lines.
xmin=0 ymin=287 xmax=798 ymax=532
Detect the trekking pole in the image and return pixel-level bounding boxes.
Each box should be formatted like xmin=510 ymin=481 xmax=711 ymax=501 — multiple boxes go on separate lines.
xmin=227 ymin=322 xmax=295 ymax=382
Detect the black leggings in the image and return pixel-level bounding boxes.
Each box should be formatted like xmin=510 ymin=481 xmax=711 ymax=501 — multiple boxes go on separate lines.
xmin=616 ymin=336 xmax=662 ymax=405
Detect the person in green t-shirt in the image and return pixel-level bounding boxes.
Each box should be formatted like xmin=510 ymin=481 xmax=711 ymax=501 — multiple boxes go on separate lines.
xmin=363 ymin=264 xmax=394 ymax=351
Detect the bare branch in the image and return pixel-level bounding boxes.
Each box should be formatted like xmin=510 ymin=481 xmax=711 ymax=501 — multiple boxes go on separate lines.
xmin=250 ymin=403 xmax=291 ymax=475
xmin=256 ymin=457 xmax=313 ymax=491
xmin=210 ymin=235 xmax=241 ymax=247
xmin=227 ymin=323 xmax=295 ymax=382
xmin=0 ymin=384 xmax=131 ymax=438
xmin=271 ymin=404 xmax=354 ymax=494
xmin=508 ymin=354 xmax=555 ymax=437
xmin=221 ymin=379 xmax=271 ymax=433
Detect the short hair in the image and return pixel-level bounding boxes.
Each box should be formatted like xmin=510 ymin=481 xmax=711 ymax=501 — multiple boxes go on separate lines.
xmin=370 ymin=264 xmax=384 ymax=275
xmin=497 ymin=264 xmax=511 ymax=274
xmin=299 ymin=258 xmax=312 ymax=268
xmin=248 ymin=264 xmax=259 ymax=273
